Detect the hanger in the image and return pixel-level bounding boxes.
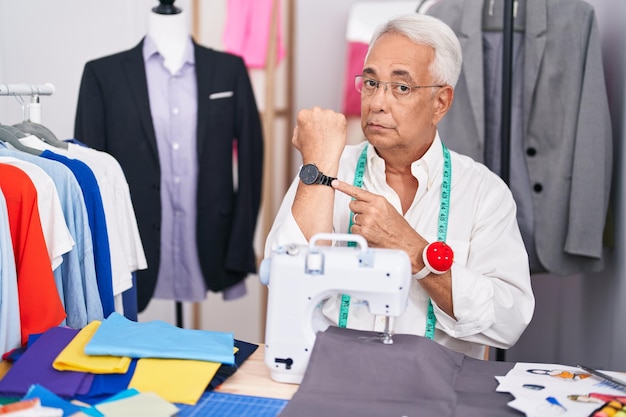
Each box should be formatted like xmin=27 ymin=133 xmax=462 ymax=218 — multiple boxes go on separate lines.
xmin=0 ymin=123 xmax=27 ymax=138
xmin=152 ymin=0 xmax=181 ymax=15
xmin=13 ymin=120 xmax=68 ymax=150
xmin=482 ymin=0 xmax=526 ymax=33
xmin=0 ymin=125 xmax=42 ymax=156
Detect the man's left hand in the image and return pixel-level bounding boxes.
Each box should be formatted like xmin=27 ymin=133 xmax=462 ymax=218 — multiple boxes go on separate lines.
xmin=332 ymin=179 xmax=426 ymax=268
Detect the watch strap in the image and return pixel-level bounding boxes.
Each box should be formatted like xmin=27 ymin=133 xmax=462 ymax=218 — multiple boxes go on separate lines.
xmin=317 ymin=173 xmax=336 ymax=186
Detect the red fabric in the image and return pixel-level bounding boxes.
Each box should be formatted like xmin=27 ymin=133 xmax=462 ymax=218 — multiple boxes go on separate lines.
xmin=342 ymin=41 xmax=369 ymax=116
xmin=0 ymin=164 xmax=65 ymax=345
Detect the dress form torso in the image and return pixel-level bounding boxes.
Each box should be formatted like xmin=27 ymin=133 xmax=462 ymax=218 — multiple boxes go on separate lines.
xmin=147 ymin=8 xmax=190 ymax=74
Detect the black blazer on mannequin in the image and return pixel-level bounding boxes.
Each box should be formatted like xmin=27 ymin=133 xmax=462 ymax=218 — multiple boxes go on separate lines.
xmin=74 ymin=39 xmax=263 ymax=312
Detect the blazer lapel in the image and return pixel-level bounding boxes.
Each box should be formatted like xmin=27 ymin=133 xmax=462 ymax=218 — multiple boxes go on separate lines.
xmin=459 ymin=0 xmax=486 ymax=144
xmin=123 ymin=39 xmax=159 ymax=159
xmin=523 ymin=0 xmax=547 ymax=138
xmin=194 ymin=42 xmax=215 ymax=158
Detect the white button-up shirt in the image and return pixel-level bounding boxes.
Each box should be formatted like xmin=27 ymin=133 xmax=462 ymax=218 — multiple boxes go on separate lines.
xmin=264 ymin=133 xmax=535 ymax=359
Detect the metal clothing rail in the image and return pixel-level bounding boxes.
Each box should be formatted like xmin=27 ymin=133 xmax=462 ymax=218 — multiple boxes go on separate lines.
xmin=495 ymin=0 xmax=515 ymax=363
xmin=0 ymin=83 xmax=55 ymax=96
xmin=0 ymin=83 xmax=54 ymax=124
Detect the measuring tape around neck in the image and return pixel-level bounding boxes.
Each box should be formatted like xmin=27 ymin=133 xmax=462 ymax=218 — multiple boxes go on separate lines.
xmin=338 ymin=144 xmax=369 ymax=328
xmin=339 ymin=141 xmax=452 ymax=341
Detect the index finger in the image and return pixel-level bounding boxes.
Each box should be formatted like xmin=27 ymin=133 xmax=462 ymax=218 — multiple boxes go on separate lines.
xmin=331 ymin=179 xmax=374 ymax=201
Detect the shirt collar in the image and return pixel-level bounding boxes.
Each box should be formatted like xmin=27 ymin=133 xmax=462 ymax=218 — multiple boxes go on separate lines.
xmin=419 ymin=132 xmax=444 ymax=190
xmin=366 ymin=132 xmax=444 ymax=191
xmin=142 ymin=35 xmax=195 ymax=67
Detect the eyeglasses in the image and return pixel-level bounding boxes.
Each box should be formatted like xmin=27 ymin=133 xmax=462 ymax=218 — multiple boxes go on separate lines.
xmin=354 ymin=75 xmax=443 ymax=99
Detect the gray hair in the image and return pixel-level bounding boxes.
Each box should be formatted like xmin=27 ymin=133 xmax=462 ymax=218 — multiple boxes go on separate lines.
xmin=367 ymin=13 xmax=462 ymax=87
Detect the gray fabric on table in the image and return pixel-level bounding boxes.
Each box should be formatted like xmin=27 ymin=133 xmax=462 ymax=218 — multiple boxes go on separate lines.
xmin=279 ymin=326 xmax=521 ymax=417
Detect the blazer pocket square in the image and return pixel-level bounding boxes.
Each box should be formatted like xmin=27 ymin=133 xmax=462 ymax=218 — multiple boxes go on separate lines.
xmin=209 ymin=91 xmax=234 ymax=99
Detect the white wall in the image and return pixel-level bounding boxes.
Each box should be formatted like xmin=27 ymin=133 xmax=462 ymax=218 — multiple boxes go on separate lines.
xmin=591 ymin=0 xmax=626 ymax=370
xmin=0 ymin=0 xmax=184 ymax=137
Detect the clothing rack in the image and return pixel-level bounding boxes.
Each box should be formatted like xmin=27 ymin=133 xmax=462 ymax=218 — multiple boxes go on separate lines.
xmin=0 ymin=83 xmax=55 ymax=124
xmin=0 ymin=83 xmax=55 ymax=97
xmin=500 ymin=0 xmax=514 ymax=184
xmin=495 ymin=0 xmax=515 ymax=362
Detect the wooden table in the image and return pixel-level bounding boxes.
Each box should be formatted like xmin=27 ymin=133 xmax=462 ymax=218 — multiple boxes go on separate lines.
xmin=214 ymin=345 xmax=299 ymax=400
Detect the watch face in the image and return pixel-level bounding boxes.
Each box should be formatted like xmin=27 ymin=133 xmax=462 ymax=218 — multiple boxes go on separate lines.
xmin=300 ymin=164 xmax=320 ymax=185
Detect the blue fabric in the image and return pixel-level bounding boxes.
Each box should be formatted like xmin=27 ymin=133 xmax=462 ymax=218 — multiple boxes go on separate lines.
xmin=3 ymin=332 xmax=44 ymax=362
xmin=23 ymin=384 xmax=103 ymax=417
xmin=65 ymin=138 xmax=88 ymax=147
xmin=0 ymin=327 xmax=92 ymax=398
xmin=206 ymin=339 xmax=258 ymax=390
xmin=40 ymin=150 xmax=115 ymax=317
xmin=85 ymin=312 xmax=235 ymax=364
xmin=74 ymin=359 xmax=138 ymax=405
xmin=122 ymin=273 xmax=138 ymax=321
xmin=0 ymin=148 xmax=102 ymax=328
xmin=96 ymin=388 xmax=140 ymax=404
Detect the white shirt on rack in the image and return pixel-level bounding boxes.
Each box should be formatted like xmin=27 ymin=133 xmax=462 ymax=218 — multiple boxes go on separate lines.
xmin=66 ymin=143 xmax=147 ymax=290
xmin=17 ymin=136 xmax=147 ymax=311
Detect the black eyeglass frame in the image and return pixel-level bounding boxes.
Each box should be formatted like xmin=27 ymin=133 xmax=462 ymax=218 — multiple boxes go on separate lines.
xmin=354 ymin=75 xmax=444 ymax=98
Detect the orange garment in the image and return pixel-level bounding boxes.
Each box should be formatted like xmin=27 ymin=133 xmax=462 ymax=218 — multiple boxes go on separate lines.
xmin=0 ymin=164 xmax=65 ymax=345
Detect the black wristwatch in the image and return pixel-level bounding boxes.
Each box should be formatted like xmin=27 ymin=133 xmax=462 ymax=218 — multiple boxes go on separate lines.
xmin=299 ymin=164 xmax=336 ymax=186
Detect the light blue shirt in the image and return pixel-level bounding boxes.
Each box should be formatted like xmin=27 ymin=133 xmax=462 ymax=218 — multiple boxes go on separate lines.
xmin=0 ymin=188 xmax=21 ymax=354
xmin=41 ymin=150 xmax=115 ymax=317
xmin=84 ymin=312 xmax=235 ymax=364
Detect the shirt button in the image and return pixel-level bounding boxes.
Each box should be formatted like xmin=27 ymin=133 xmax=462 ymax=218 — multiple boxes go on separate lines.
xmin=174 ymin=176 xmax=181 ymax=184
xmin=172 ymin=108 xmax=179 ymax=115
xmin=172 ymin=142 xmax=180 ymax=150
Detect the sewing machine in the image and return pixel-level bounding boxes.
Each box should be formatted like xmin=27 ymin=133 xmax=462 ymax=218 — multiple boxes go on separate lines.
xmin=259 ymin=233 xmax=412 ymax=384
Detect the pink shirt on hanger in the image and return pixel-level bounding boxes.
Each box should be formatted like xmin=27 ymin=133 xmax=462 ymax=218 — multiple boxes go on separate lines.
xmin=222 ymin=0 xmax=286 ymax=69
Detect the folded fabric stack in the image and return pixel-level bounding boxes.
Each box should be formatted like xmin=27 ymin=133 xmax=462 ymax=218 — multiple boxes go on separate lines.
xmin=0 ymin=313 xmax=257 ymax=416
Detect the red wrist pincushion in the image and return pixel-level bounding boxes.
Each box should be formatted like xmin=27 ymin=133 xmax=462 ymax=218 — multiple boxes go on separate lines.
xmin=415 ymin=241 xmax=454 ymax=280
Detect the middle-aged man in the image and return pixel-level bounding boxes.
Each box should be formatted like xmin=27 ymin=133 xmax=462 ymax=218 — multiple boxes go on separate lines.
xmin=264 ymin=13 xmax=534 ymax=359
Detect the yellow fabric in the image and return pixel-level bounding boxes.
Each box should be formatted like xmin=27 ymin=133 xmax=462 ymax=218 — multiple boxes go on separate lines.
xmin=53 ymin=321 xmax=131 ymax=374
xmin=0 ymin=361 xmax=11 ymax=380
xmin=128 ymin=358 xmax=220 ymax=405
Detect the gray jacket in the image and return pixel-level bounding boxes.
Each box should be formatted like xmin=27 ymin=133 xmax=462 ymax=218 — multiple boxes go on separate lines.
xmin=428 ymin=0 xmax=612 ymax=275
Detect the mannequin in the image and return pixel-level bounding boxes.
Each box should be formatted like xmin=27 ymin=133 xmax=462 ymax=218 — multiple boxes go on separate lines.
xmin=75 ymin=0 xmax=264 ymax=315
xmin=147 ymin=1 xmax=189 ymax=74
